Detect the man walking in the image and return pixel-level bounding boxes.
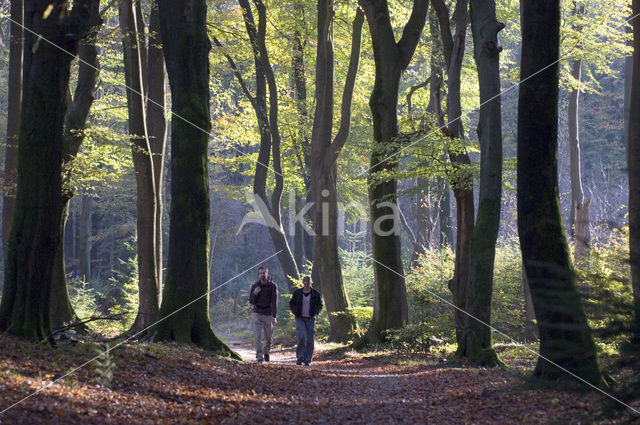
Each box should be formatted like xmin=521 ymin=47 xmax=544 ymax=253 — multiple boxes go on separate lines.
xmin=289 ymin=276 xmax=322 ymax=365
xmin=249 ymin=266 xmax=278 ymax=362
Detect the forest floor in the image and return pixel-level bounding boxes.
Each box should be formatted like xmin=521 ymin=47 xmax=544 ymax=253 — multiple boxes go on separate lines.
xmin=0 ymin=333 xmax=637 ymax=424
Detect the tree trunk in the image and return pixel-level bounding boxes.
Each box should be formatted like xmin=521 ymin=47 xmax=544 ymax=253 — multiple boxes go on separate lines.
xmin=0 ymin=0 xmax=101 ymax=340
xmin=147 ymin=4 xmax=167 ymax=303
xmin=522 ymin=268 xmax=539 ymax=342
xmin=568 ymin=55 xmax=589 ymax=266
xmin=463 ymin=0 xmax=504 ymax=366
xmin=628 ymin=0 xmax=640 ymax=344
xmin=153 ymin=0 xmax=236 ymax=357
xmin=223 ymin=0 xmax=299 ymax=291
xmin=291 ymin=29 xmax=310 ymax=271
xmin=121 ymin=0 xmax=163 ymax=335
xmin=310 ymin=2 xmax=363 ymax=342
xmin=518 ymin=0 xmax=606 ymax=385
xmin=359 ymin=0 xmax=428 ymax=342
xmin=78 ymin=195 xmax=92 ymax=281
xmin=432 ymin=0 xmax=474 ymax=356
xmin=1 ymin=0 xmax=22 ymax=270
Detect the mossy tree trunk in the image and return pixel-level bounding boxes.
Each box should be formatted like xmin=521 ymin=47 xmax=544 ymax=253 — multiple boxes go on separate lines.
xmin=358 ymin=0 xmax=429 ymax=343
xmin=0 ymin=0 xmax=101 ymax=340
xmin=628 ymin=0 xmax=640 ymax=344
xmin=518 ymin=0 xmax=606 ymax=386
xmin=2 ymin=0 xmax=22 ymax=270
xmin=310 ymin=2 xmax=363 ymax=342
xmin=463 ymin=0 xmax=504 ymax=366
xmin=153 ymin=0 xmax=236 ymax=357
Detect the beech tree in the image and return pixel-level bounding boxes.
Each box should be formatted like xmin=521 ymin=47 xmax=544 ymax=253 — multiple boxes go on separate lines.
xmin=153 ymin=0 xmax=236 ymax=356
xmin=431 ymin=0 xmax=474 ymax=356
xmin=358 ymin=0 xmax=429 ymax=342
xmin=463 ymin=0 xmax=504 ymax=365
xmin=0 ymin=0 xmax=101 ymax=340
xmin=120 ymin=0 xmax=167 ymax=335
xmin=518 ymin=0 xmax=606 ymax=385
xmin=214 ymin=0 xmax=300 ymax=291
xmin=310 ymin=1 xmax=364 ymax=341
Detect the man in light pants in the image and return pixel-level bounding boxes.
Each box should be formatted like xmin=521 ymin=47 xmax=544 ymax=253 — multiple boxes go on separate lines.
xmin=248 ymin=266 xmax=278 ymax=362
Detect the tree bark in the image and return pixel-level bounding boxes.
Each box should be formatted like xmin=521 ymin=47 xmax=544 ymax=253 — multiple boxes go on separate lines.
xmin=568 ymin=50 xmax=589 ymax=266
xmin=310 ymin=2 xmax=363 ymax=342
xmin=153 ymin=0 xmax=236 ymax=356
xmin=518 ymin=0 xmax=606 ymax=385
xmin=432 ymin=0 xmax=474 ymax=355
xmin=0 ymin=0 xmax=101 ymax=340
xmin=120 ymin=0 xmax=164 ymax=335
xmin=1 ymin=0 xmax=22 ymax=269
xmin=463 ymin=0 xmax=504 ymax=366
xmin=628 ymin=0 xmax=640 ymax=344
xmin=359 ymin=0 xmax=429 ymax=342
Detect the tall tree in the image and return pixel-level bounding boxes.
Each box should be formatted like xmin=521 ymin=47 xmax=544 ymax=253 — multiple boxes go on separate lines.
xmin=120 ymin=0 xmax=166 ymax=335
xmin=310 ymin=2 xmax=364 ymax=342
xmin=432 ymin=0 xmax=474 ymax=356
xmin=567 ymin=3 xmax=589 ymax=266
xmin=463 ymin=0 xmax=504 ymax=365
xmin=518 ymin=0 xmax=606 ymax=385
xmin=358 ymin=0 xmax=429 ymax=342
xmin=1 ymin=0 xmax=23 ymax=270
xmin=0 ymin=0 xmax=101 ymax=340
xmin=628 ymin=0 xmax=640 ymax=344
xmin=215 ymin=0 xmax=300 ymax=291
xmin=153 ymin=0 xmax=236 ymax=356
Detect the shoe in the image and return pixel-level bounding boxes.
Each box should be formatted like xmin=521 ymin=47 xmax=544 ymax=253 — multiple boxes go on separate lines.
xmin=257 ymin=358 xmax=264 ymax=363
xmin=264 ymin=353 xmax=270 ymax=362
xmin=296 ymin=359 xmax=303 ymax=365
xmin=303 ymin=361 xmax=310 ymax=366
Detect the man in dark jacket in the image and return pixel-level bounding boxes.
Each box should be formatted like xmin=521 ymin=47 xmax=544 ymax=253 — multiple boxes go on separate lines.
xmin=289 ymin=276 xmax=322 ymax=365
xmin=249 ymin=266 xmax=278 ymax=362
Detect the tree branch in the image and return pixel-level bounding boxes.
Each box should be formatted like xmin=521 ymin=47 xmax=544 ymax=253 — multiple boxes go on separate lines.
xmin=397 ymin=0 xmax=430 ymax=70
xmin=325 ymin=8 xmax=365 ymax=168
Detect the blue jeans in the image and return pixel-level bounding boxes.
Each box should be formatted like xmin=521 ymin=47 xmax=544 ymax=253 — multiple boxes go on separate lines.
xmin=295 ymin=316 xmax=316 ymax=364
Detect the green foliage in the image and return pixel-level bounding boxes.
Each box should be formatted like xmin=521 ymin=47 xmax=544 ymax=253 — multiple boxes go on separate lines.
xmin=578 ymin=226 xmax=634 ymax=355
xmin=401 ymin=239 xmax=528 ymax=354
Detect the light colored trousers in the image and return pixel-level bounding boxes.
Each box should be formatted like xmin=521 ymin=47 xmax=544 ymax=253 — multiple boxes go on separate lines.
xmin=252 ymin=313 xmax=273 ymax=361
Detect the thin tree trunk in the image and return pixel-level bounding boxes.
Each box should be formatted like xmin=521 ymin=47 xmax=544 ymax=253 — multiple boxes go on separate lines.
xmin=628 ymin=0 xmax=640 ymax=344
xmin=153 ymin=0 xmax=237 ymax=356
xmin=568 ymin=53 xmax=589 ymax=266
xmin=432 ymin=0 xmax=474 ymax=356
xmin=1 ymin=0 xmax=22 ymax=268
xmin=78 ymin=195 xmax=92 ymax=281
xmin=463 ymin=0 xmax=504 ymax=366
xmin=120 ymin=0 xmax=161 ymax=334
xmin=0 ymin=0 xmax=101 ymax=340
xmin=518 ymin=0 xmax=605 ymax=385
xmin=359 ymin=0 xmax=429 ymax=342
xmin=311 ymin=2 xmax=363 ymax=342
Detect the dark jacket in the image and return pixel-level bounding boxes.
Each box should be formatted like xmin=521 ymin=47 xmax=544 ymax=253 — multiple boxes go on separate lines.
xmin=249 ymin=280 xmax=278 ymax=317
xmin=289 ymin=288 xmax=322 ymax=318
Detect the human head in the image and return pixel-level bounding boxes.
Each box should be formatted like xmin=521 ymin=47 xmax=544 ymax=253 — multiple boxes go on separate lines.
xmin=302 ymin=276 xmax=312 ymax=290
xmin=258 ymin=266 xmax=268 ymax=282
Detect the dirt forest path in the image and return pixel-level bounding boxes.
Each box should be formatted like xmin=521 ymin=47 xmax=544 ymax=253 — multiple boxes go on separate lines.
xmin=0 ymin=335 xmax=615 ymax=424
xmin=221 ymin=339 xmax=604 ymax=424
